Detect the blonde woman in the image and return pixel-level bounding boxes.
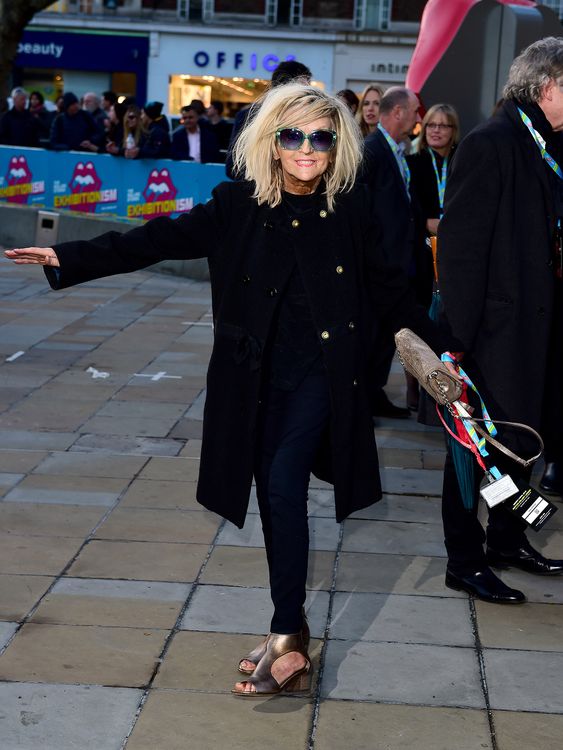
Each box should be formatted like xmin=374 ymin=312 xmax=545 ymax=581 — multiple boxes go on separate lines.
xmin=357 ymin=83 xmax=384 ymax=137
xmin=6 ymin=84 xmax=438 ymax=697
xmin=122 ymin=104 xmax=143 ymax=157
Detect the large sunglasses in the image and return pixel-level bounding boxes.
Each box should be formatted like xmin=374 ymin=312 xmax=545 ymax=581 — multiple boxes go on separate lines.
xmin=276 ymin=127 xmax=337 ymax=152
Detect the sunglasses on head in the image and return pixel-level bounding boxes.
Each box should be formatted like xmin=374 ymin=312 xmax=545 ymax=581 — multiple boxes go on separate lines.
xmin=276 ymin=127 xmax=337 ymax=152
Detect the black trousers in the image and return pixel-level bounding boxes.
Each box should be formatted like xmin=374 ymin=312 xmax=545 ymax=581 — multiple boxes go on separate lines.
xmin=442 ymin=447 xmax=529 ymax=575
xmin=254 ymin=373 xmax=330 ymax=634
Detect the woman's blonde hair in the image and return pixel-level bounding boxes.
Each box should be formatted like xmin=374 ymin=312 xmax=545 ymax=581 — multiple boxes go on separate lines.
xmin=356 ymin=83 xmax=384 ymax=138
xmin=417 ymin=103 xmax=460 ymax=153
xmin=232 ymin=84 xmax=363 ymax=212
xmin=122 ymin=105 xmax=143 ymax=149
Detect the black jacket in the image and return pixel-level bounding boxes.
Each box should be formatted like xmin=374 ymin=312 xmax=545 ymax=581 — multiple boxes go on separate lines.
xmin=439 ymin=100 xmax=559 ymax=451
xmin=46 ymin=180 xmax=439 ymax=528
xmin=0 ymin=108 xmax=40 ymax=147
xmin=171 ymin=124 xmax=220 ymax=163
xmin=138 ymin=121 xmax=170 ymax=159
xmin=50 ymin=110 xmax=101 ymax=151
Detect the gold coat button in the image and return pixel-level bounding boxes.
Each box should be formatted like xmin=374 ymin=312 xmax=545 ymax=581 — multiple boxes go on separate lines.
xmin=336 ymin=265 xmax=344 ymax=274
xmin=353 ymin=378 xmax=358 ymax=386
xmin=291 ymin=219 xmax=300 ymax=228
xmin=319 ymin=210 xmax=328 ymax=218
xmin=321 ymin=330 xmax=330 ymax=340
xmin=348 ymin=321 xmax=355 ymax=330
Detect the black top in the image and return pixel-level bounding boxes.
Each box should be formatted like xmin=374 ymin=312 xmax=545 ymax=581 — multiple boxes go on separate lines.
xmin=268 ymin=191 xmax=324 ymax=390
xmin=408 ymin=147 xmax=454 ymax=222
xmin=0 ymin=108 xmax=40 ymax=147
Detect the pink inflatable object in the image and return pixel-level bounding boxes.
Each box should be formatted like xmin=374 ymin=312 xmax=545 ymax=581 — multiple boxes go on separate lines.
xmin=406 ymin=0 xmax=537 ymax=93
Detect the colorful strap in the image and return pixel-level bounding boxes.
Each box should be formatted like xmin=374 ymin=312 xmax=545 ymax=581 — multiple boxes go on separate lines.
xmin=441 ymin=352 xmax=502 ymax=480
xmin=430 ymin=149 xmax=448 ymax=215
xmin=518 ymin=107 xmax=563 ymax=179
xmin=378 ymin=123 xmax=411 ymax=195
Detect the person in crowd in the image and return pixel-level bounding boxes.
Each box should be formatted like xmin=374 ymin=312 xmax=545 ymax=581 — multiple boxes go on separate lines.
xmin=439 ymin=37 xmax=563 ymax=603
xmin=0 ymin=87 xmax=40 ymax=147
xmin=54 ymin=95 xmax=65 ymax=115
xmin=171 ymin=105 xmax=219 ymax=163
xmin=361 ymin=86 xmax=423 ymax=418
xmin=336 ymin=89 xmax=360 ymax=115
xmin=102 ymin=90 xmax=117 ymax=114
xmin=122 ymin=105 xmax=144 ymax=158
xmin=82 ymin=91 xmax=107 ymax=132
xmin=357 ymin=84 xmax=384 ymax=138
xmin=6 ymin=84 xmax=441 ymax=696
xmin=226 ymin=59 xmax=312 ymax=179
xmin=206 ymin=100 xmax=233 ymax=159
xmin=189 ymin=99 xmax=206 ymax=119
xmin=125 ymin=101 xmax=170 ymax=160
xmin=104 ymin=101 xmax=128 ymax=156
xmin=28 ymin=90 xmax=52 ymax=141
xmin=407 ymin=103 xmax=460 ymax=411
xmin=50 ymin=92 xmax=102 ymax=152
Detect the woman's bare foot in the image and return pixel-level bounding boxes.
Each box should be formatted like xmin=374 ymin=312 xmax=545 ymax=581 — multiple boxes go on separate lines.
xmin=234 ymin=650 xmax=308 ymax=694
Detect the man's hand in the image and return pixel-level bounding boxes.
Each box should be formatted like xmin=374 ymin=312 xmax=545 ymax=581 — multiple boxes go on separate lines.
xmin=4 ymin=247 xmax=60 ymax=267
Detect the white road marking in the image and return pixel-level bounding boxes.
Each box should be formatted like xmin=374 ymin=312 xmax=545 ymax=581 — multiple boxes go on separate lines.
xmin=86 ymin=366 xmax=110 ymax=379
xmin=6 ymin=351 xmax=25 ymax=362
xmin=133 ymin=371 xmax=182 ymax=381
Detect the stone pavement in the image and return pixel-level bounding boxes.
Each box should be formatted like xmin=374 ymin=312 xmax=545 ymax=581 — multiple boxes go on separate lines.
xmin=0 ymin=257 xmax=562 ymax=750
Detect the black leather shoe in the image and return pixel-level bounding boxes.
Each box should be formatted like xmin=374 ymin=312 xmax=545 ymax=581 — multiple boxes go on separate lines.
xmin=487 ymin=540 xmax=563 ymax=576
xmin=372 ymin=390 xmax=410 ymax=419
xmin=445 ymin=567 xmax=526 ymax=603
xmin=539 ymin=462 xmax=563 ymax=496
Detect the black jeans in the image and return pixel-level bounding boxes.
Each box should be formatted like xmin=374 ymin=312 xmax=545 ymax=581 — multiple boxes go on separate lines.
xmin=442 ymin=448 xmax=528 ymax=575
xmin=254 ymin=373 xmax=330 ymax=634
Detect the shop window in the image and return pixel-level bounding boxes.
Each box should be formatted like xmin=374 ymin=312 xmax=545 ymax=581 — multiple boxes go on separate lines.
xmin=303 ymin=0 xmax=354 ymax=19
xmin=214 ymin=0 xmax=265 ymax=12
xmin=111 ymin=72 xmax=137 ymax=99
xmin=391 ymin=0 xmax=426 ymax=22
xmin=141 ymin=0 xmax=178 ymax=8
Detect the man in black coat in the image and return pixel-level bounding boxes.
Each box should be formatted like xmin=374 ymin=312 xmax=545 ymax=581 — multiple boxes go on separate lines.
xmin=361 ymin=86 xmax=425 ymax=418
xmin=438 ymin=37 xmax=563 ymax=604
xmin=50 ymin=92 xmax=102 ymax=152
xmin=171 ymin=105 xmax=219 ymax=163
xmin=0 ymin=88 xmax=40 ymax=147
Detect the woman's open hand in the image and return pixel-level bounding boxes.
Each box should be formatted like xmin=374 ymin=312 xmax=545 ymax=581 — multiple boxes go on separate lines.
xmin=4 ymin=247 xmax=60 ymax=267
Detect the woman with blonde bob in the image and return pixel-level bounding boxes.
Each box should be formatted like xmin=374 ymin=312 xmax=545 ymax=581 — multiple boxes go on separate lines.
xmin=6 ymin=84 xmax=437 ymax=698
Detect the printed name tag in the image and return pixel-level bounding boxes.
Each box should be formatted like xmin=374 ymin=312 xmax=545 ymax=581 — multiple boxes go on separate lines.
xmin=480 ymin=474 xmax=519 ymax=508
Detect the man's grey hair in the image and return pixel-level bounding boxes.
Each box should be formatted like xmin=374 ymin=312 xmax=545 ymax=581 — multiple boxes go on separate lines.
xmin=503 ymin=36 xmax=563 ymax=103
xmin=11 ymin=87 xmax=27 ymax=99
xmin=379 ymin=87 xmax=412 ymax=116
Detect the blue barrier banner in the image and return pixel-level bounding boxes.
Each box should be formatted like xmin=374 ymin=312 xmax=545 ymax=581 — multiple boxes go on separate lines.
xmin=0 ymin=146 xmax=227 ymax=221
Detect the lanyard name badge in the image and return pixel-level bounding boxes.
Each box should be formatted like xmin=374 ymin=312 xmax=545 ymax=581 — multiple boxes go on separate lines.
xmin=518 ymin=107 xmax=563 ymax=278
xmin=378 ymin=123 xmax=411 ymax=196
xmin=440 ymin=354 xmax=557 ymax=531
xmin=430 ymin=150 xmax=447 ymax=217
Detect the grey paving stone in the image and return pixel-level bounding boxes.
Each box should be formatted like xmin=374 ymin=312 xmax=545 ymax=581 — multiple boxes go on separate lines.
xmin=375 ymin=428 xmax=444 ymax=450
xmin=180 ymin=584 xmax=329 ymax=638
xmin=485 ymin=649 xmax=563 ymax=713
xmin=350 ymin=493 xmax=442 ymax=524
xmin=35 ymin=342 xmax=96 ymax=351
xmin=496 ymin=568 xmax=563 ymax=604
xmin=33 ymin=453 xmax=147 ymax=478
xmin=0 ymin=431 xmax=76 ymax=451
xmin=380 ymin=466 xmax=443 ymax=496
xmin=217 ymin=514 xmax=340 ymax=551
xmin=52 ymin=577 xmax=191 ymax=602
xmin=330 ymin=592 xmax=473 ymax=646
xmin=0 ymin=473 xmax=23 ymax=489
xmin=2 ymin=488 xmax=119 ymax=507
xmin=322 ymin=640 xmax=485 ymax=707
xmin=0 ymin=621 xmax=18 ymax=650
xmin=0 ymin=682 xmax=142 ymax=750
xmin=71 ymin=434 xmax=184 ymax=457
xmin=342 ymin=519 xmax=447 ymax=557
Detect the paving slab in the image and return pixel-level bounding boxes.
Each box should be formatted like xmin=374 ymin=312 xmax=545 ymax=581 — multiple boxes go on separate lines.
xmin=3 ymin=486 xmax=120 ymax=506
xmin=181 ymin=584 xmax=329 ymax=639
xmin=493 ymin=710 xmax=563 ymax=750
xmin=126 ymin=691 xmax=313 ymax=750
xmin=70 ymin=433 xmax=184 ymax=456
xmin=335 ymin=552 xmax=461 ymax=596
xmin=476 ymin=601 xmax=563 ymax=651
xmin=322 ymin=640 xmax=485 ymax=707
xmin=217 ymin=513 xmax=340 ymax=551
xmin=66 ymin=539 xmax=208 ymax=582
xmin=137 ymin=456 xmax=201 ymax=481
xmin=380 ymin=467 xmax=443 ymax=496
xmin=0 ymin=430 xmax=76 ymax=451
xmin=493 ymin=567 xmax=563 ymax=604
xmin=342 ymin=519 xmax=447 ymax=557
xmin=0 ymin=623 xmax=167 ymax=687
xmin=314 ymin=702 xmax=492 ymax=750
xmin=0 ymin=535 xmax=81 ymax=575
xmin=33 ymin=452 xmax=148 ymax=478
xmin=0 ymin=574 xmax=55 ymax=620
xmin=0 ymin=621 xmax=18 ymax=650
xmin=119 ymin=478 xmax=199 ymax=510
xmin=94 ymin=506 xmax=220 ymax=544
xmin=484 ymin=648 xmax=563 ymax=713
xmin=349 ymin=493 xmax=442 ymax=523
xmin=201 ymin=546 xmax=335 ymax=590
xmin=0 ymin=681 xmax=142 ymax=750
xmin=330 ymin=592 xmax=473 ymax=646
xmin=0 ymin=503 xmax=107 ymax=538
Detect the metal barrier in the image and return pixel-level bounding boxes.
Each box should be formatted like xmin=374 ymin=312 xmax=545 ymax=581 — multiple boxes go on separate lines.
xmin=0 ymin=146 xmax=228 ymax=222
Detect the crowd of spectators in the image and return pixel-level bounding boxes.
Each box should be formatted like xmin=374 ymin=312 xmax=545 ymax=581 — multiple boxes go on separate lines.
xmin=0 ymin=87 xmax=233 ymax=164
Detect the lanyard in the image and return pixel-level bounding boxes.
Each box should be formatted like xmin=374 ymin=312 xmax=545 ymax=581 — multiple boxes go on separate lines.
xmin=430 ymin=149 xmax=448 ymax=215
xmin=378 ymin=123 xmax=411 ymax=195
xmin=441 ymin=353 xmax=502 ymax=480
xmin=518 ymin=107 xmax=563 ymax=179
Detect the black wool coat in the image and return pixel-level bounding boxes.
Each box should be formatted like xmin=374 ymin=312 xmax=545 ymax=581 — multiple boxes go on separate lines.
xmin=47 ymin=180 xmax=437 ymax=528
xmin=439 ymin=100 xmax=558 ymax=452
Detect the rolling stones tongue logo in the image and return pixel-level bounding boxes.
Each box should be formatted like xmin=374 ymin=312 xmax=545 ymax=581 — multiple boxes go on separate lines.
xmin=69 ymin=161 xmax=102 ymax=212
xmin=5 ymin=155 xmax=32 ymax=204
xmin=141 ymin=168 xmax=178 ymax=217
